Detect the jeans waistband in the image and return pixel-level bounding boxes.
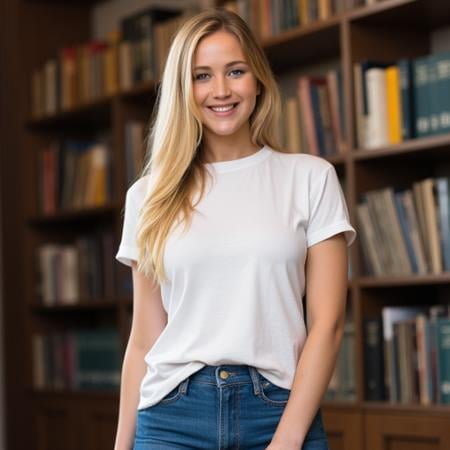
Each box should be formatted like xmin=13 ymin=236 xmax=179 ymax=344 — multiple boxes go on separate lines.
xmin=188 ymin=364 xmax=262 ymax=394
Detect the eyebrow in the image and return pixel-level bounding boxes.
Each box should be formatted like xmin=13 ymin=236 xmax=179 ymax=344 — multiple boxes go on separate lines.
xmin=193 ymin=60 xmax=248 ymax=71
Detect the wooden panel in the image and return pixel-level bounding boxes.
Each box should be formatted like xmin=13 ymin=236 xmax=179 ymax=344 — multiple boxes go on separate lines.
xmin=365 ymin=413 xmax=450 ymax=450
xmin=322 ymin=409 xmax=363 ymax=450
xmin=83 ymin=405 xmax=118 ymax=450
xmin=35 ymin=406 xmax=74 ymax=450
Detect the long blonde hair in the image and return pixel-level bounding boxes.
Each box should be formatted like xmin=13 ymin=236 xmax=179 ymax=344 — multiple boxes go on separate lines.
xmin=136 ymin=8 xmax=282 ymax=284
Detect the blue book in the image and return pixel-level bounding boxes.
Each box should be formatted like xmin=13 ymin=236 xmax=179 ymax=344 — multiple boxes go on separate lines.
xmin=434 ymin=51 xmax=450 ymax=136
xmin=435 ymin=319 xmax=450 ymax=404
xmin=435 ymin=178 xmax=450 ymax=271
xmin=394 ymin=190 xmax=418 ymax=273
xmin=398 ymin=58 xmax=415 ymax=139
xmin=413 ymin=55 xmax=431 ymax=137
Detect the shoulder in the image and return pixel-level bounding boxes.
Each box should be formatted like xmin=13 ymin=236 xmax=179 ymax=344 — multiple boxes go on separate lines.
xmin=267 ymin=147 xmax=334 ymax=178
xmin=126 ymin=174 xmax=153 ymax=206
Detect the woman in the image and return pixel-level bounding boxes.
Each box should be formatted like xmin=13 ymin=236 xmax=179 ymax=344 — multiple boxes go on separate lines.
xmin=114 ymin=7 xmax=356 ymax=450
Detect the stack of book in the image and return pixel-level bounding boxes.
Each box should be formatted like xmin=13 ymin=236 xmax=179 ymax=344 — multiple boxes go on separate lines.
xmin=357 ymin=177 xmax=450 ymax=276
xmin=37 ymin=138 xmax=112 ymax=214
xmin=354 ymin=51 xmax=450 ymax=149
xmin=30 ymin=7 xmax=189 ymax=118
xmin=364 ymin=305 xmax=450 ymax=405
xmin=32 ymin=328 xmax=121 ymax=391
xmin=36 ymin=230 xmax=116 ymax=306
xmin=281 ymin=69 xmax=346 ymax=156
xmin=222 ymin=0 xmax=344 ymax=39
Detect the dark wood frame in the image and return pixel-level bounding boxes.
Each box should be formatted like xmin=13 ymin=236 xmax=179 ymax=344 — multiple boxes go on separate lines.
xmin=1 ymin=0 xmax=450 ymax=449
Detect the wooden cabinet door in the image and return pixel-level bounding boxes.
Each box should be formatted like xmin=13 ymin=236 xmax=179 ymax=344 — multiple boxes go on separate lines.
xmin=34 ymin=400 xmax=77 ymax=450
xmin=80 ymin=398 xmax=119 ymax=450
xmin=33 ymin=395 xmax=118 ymax=450
xmin=322 ymin=409 xmax=363 ymax=450
xmin=365 ymin=413 xmax=450 ymax=450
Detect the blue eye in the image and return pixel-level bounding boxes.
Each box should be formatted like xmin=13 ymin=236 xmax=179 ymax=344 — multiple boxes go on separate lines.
xmin=230 ymin=69 xmax=245 ymax=77
xmin=194 ymin=73 xmax=210 ymax=81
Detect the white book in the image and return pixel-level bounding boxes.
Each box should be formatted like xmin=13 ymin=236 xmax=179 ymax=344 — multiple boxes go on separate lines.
xmin=382 ymin=306 xmax=428 ymax=403
xmin=365 ymin=68 xmax=389 ymax=148
xmin=62 ymin=246 xmax=79 ymax=304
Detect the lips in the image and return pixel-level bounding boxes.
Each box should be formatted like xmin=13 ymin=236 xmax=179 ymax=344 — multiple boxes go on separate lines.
xmin=208 ymin=103 xmax=239 ymax=112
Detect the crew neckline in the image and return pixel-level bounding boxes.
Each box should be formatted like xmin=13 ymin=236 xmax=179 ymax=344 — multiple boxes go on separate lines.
xmin=204 ymin=145 xmax=271 ymax=173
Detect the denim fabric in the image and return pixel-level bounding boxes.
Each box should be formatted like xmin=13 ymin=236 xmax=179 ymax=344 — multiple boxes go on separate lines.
xmin=133 ymin=364 xmax=329 ymax=450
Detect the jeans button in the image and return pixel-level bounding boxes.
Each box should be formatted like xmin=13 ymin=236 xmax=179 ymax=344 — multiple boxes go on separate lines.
xmin=219 ymin=370 xmax=229 ymax=379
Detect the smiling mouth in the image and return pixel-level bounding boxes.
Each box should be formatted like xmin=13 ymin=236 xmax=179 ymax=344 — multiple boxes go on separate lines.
xmin=208 ymin=103 xmax=239 ymax=112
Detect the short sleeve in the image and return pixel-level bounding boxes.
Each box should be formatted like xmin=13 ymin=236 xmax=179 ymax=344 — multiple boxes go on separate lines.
xmin=306 ymin=164 xmax=356 ymax=248
xmin=115 ymin=187 xmax=140 ymax=267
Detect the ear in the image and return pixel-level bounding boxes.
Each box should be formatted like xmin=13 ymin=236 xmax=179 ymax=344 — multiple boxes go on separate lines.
xmin=256 ymin=81 xmax=262 ymax=96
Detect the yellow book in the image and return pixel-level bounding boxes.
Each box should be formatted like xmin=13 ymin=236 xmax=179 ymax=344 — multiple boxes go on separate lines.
xmin=105 ymin=30 xmax=120 ymax=95
xmin=386 ymin=66 xmax=402 ymax=144
xmin=299 ymin=0 xmax=309 ymax=26
xmin=319 ymin=0 xmax=331 ymax=20
xmin=286 ymin=97 xmax=302 ymax=153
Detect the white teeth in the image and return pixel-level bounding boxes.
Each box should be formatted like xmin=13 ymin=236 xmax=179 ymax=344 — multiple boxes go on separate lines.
xmin=211 ymin=104 xmax=235 ymax=112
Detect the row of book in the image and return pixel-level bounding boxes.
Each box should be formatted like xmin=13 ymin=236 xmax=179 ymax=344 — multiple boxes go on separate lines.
xmin=38 ymin=138 xmax=112 ymax=214
xmin=36 ymin=231 xmax=116 ymax=306
xmin=364 ymin=305 xmax=450 ymax=405
xmin=325 ymin=321 xmax=356 ymax=401
xmin=32 ymin=328 xmax=121 ymax=391
xmin=281 ymin=69 xmax=346 ymax=157
xmin=357 ymin=177 xmax=450 ymax=276
xmin=354 ymin=51 xmax=450 ymax=149
xmin=223 ymin=0 xmax=344 ymax=39
xmin=30 ymin=7 xmax=193 ymax=118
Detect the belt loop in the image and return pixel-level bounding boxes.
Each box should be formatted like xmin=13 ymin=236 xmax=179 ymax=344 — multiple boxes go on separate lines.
xmin=248 ymin=366 xmax=260 ymax=395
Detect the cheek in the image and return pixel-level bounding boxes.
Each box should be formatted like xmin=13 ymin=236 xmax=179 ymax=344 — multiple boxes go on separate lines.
xmin=193 ymin=85 xmax=206 ymax=107
xmin=240 ymin=78 xmax=259 ymax=100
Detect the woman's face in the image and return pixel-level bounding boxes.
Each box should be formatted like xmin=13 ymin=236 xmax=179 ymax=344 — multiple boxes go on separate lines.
xmin=192 ymin=30 xmax=260 ymax=142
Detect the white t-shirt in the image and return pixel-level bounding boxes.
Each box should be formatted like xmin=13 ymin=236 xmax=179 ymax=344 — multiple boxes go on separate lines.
xmin=116 ymin=145 xmax=356 ymax=410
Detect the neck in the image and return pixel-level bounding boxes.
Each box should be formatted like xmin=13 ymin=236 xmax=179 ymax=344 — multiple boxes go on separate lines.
xmin=202 ymin=128 xmax=260 ymax=164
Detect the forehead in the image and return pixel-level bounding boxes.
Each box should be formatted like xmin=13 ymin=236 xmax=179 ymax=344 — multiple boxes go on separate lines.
xmin=194 ymin=30 xmax=246 ymax=64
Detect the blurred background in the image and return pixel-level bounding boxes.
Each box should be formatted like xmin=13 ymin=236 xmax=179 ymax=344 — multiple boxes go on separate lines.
xmin=1 ymin=0 xmax=450 ymax=449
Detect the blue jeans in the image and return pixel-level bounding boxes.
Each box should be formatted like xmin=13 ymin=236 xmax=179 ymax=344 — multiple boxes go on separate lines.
xmin=134 ymin=364 xmax=329 ymax=449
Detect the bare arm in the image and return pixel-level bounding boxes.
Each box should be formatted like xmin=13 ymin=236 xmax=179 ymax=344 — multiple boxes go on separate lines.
xmin=114 ymin=262 xmax=168 ymax=450
xmin=268 ymin=233 xmax=348 ymax=448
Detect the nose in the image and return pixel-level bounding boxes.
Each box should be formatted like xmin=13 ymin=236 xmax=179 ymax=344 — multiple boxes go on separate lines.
xmin=212 ymin=75 xmax=231 ymax=98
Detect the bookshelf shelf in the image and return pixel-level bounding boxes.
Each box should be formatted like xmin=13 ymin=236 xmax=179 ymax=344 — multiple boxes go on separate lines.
xmin=362 ymin=401 xmax=450 ymax=416
xmin=30 ymin=388 xmax=118 ymax=399
xmin=355 ymin=272 xmax=450 ymax=288
xmin=27 ymin=95 xmax=114 ymax=130
xmin=262 ymin=17 xmax=341 ymax=72
xmin=30 ymin=300 xmax=119 ymax=313
xmin=358 ymin=273 xmax=450 ymax=287
xmin=120 ymin=80 xmax=158 ymax=103
xmin=322 ymin=400 xmax=361 ymax=410
xmin=27 ymin=203 xmax=121 ymax=226
xmin=352 ymin=134 xmax=450 ymax=162
xmin=347 ymin=0 xmax=450 ymax=29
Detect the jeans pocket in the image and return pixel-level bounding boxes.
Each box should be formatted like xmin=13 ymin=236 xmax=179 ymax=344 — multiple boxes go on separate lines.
xmin=159 ymin=377 xmax=189 ymax=405
xmin=257 ymin=373 xmax=291 ymax=407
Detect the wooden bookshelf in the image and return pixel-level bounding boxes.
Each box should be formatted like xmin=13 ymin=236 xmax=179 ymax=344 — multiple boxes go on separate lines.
xmin=1 ymin=0 xmax=450 ymax=449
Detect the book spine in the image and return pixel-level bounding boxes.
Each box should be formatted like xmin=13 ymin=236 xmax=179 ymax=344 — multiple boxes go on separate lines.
xmin=364 ymin=317 xmax=386 ymax=400
xmin=413 ymin=56 xmax=431 ymax=138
